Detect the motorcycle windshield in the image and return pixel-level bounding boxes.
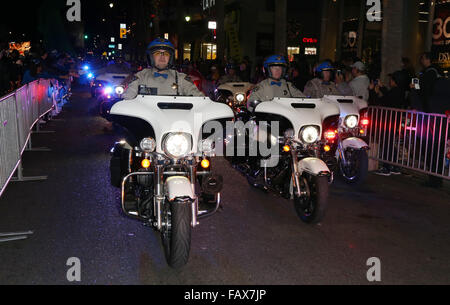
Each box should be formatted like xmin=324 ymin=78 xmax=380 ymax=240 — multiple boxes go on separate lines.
xmin=96 ymin=73 xmax=129 ymax=86
xmin=255 ymin=97 xmax=340 ymax=141
xmin=110 ymin=96 xmax=234 ymax=154
xmin=323 ymin=95 xmax=368 ymax=120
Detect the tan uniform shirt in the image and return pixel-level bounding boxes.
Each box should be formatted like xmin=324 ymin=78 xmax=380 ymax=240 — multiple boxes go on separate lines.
xmin=248 ymin=78 xmax=305 ymax=103
xmin=123 ymin=68 xmax=204 ymax=100
xmin=303 ymin=78 xmax=341 ymax=98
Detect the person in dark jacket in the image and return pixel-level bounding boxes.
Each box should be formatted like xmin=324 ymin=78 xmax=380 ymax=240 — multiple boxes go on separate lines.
xmin=370 ymin=71 xmax=407 ymax=176
xmin=410 ymin=52 xmax=442 ymax=113
xmin=370 ymin=71 xmax=408 ymax=108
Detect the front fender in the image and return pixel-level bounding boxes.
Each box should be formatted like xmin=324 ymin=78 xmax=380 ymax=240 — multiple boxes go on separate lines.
xmin=341 ymin=137 xmax=369 ymax=150
xmin=298 ymin=158 xmax=331 ymax=176
xmin=165 ymin=176 xmax=195 ymax=202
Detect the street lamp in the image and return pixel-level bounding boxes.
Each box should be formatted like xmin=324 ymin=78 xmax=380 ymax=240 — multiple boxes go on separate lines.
xmin=109 ymin=3 xmax=114 ymax=8
xmin=185 ymin=16 xmax=191 ymax=22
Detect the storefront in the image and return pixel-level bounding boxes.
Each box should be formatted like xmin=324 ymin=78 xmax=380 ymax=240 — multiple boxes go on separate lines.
xmin=432 ymin=0 xmax=450 ymax=74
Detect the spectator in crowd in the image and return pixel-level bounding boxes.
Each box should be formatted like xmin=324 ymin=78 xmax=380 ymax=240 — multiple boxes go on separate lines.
xmin=335 ymin=65 xmax=354 ymax=96
xmin=409 ymin=52 xmax=442 ymax=113
xmin=289 ymin=58 xmax=312 ymax=92
xmin=369 ymin=71 xmax=408 ymax=109
xmin=400 ymin=57 xmax=416 ymax=86
xmin=21 ymin=59 xmax=57 ymax=85
xmin=252 ymin=62 xmax=265 ymax=84
xmin=370 ymin=71 xmax=408 ymax=177
xmin=349 ymin=61 xmax=370 ymax=101
xmin=206 ymin=64 xmax=221 ymax=83
xmin=239 ymin=60 xmax=251 ymax=82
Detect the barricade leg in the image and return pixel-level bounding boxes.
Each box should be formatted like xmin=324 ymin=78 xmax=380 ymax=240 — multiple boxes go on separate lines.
xmin=10 ymin=161 xmax=48 ymax=183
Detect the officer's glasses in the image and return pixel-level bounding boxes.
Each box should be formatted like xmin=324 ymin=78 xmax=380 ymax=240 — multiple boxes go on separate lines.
xmin=153 ymin=51 xmax=171 ymax=57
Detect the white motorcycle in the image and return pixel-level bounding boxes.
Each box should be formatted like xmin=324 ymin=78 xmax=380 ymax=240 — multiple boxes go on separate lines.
xmin=232 ymin=97 xmax=340 ymax=224
xmin=215 ymin=82 xmax=254 ymax=120
xmin=109 ymin=91 xmax=234 ymax=268
xmin=320 ymin=95 xmax=370 ymax=186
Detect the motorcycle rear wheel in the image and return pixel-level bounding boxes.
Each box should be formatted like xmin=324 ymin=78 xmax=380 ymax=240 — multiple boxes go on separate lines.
xmin=161 ymin=201 xmax=192 ymax=269
xmin=293 ymin=175 xmax=329 ymax=224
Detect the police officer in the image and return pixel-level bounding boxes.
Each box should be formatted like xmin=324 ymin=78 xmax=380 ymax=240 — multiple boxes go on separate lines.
xmin=303 ymin=61 xmax=341 ymax=98
xmin=123 ymin=38 xmax=204 ymax=100
xmin=247 ymin=55 xmax=305 ymax=111
xmin=217 ymin=63 xmax=242 ymax=85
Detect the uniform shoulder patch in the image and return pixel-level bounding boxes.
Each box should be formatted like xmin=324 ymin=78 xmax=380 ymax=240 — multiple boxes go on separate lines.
xmin=252 ymin=86 xmax=261 ymax=93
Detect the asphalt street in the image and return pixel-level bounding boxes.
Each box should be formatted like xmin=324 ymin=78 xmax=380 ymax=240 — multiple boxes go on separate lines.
xmin=0 ymin=85 xmax=449 ymax=285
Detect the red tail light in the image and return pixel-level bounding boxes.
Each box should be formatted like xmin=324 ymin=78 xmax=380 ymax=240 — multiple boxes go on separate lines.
xmin=193 ymin=80 xmax=201 ymax=89
xmin=324 ymin=130 xmax=337 ymax=141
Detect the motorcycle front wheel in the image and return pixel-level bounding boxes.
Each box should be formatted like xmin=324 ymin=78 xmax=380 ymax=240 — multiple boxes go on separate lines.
xmin=293 ymin=175 xmax=329 ymax=224
xmin=339 ymin=149 xmax=368 ymax=186
xmin=161 ymin=201 xmax=192 ymax=269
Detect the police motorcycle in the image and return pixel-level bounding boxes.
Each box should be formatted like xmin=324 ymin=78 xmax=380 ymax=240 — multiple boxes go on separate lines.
xmin=90 ymin=60 xmax=131 ymax=99
xmin=108 ymin=38 xmax=235 ymax=268
xmin=320 ymin=95 xmax=370 ymax=185
xmin=319 ymin=95 xmax=370 ymax=186
xmin=90 ymin=62 xmax=132 ymax=116
xmin=215 ymin=82 xmax=254 ymax=120
xmin=230 ymin=96 xmax=340 ymax=224
xmin=109 ymin=92 xmax=233 ymax=268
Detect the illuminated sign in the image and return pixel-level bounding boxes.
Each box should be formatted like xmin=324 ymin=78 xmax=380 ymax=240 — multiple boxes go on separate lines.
xmin=366 ymin=0 xmax=382 ymax=22
xmin=432 ymin=1 xmax=450 ymax=68
xmin=208 ymin=21 xmax=217 ymax=30
xmin=202 ymin=0 xmax=216 ymax=10
xmin=305 ymin=47 xmax=317 ymax=55
xmin=120 ymin=24 xmax=127 ymax=39
xmin=303 ymin=38 xmax=318 ymax=44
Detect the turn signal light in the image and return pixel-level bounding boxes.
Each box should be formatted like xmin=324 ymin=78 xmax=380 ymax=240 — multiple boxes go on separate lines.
xmin=324 ymin=145 xmax=331 ymax=152
xmin=360 ymin=129 xmax=365 ymax=135
xmin=201 ymin=159 xmax=210 ymax=169
xmin=283 ymin=145 xmax=291 ymax=152
xmin=141 ymin=159 xmax=151 ymax=169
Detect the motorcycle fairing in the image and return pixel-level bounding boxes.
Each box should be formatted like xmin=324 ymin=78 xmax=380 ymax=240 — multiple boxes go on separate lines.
xmin=165 ymin=176 xmax=195 ymax=201
xmin=298 ymin=158 xmax=331 ymax=176
xmin=96 ymin=73 xmax=129 ymax=86
xmin=110 ymin=96 xmax=234 ymax=154
xmin=322 ymin=95 xmax=369 ymax=123
xmin=340 ymin=137 xmax=369 ymax=152
xmin=254 ymin=97 xmax=340 ymax=141
xmin=217 ymin=82 xmax=253 ymax=95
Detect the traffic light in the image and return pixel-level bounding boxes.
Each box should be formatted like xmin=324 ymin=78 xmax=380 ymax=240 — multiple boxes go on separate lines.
xmin=84 ymin=35 xmax=88 ymax=39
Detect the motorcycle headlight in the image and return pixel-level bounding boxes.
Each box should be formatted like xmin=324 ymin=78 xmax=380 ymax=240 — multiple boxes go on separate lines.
xmin=235 ymin=93 xmax=246 ymax=103
xmin=345 ymin=115 xmax=359 ymax=129
xmin=300 ymin=126 xmax=320 ymax=144
xmin=163 ymin=133 xmax=192 ymax=159
xmin=115 ymin=86 xmax=124 ymax=95
xmin=140 ymin=138 xmax=156 ymax=152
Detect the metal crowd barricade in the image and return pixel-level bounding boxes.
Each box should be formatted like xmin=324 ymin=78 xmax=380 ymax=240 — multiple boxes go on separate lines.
xmin=0 ymin=79 xmax=59 ymax=198
xmin=368 ymin=106 xmax=450 ymax=180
